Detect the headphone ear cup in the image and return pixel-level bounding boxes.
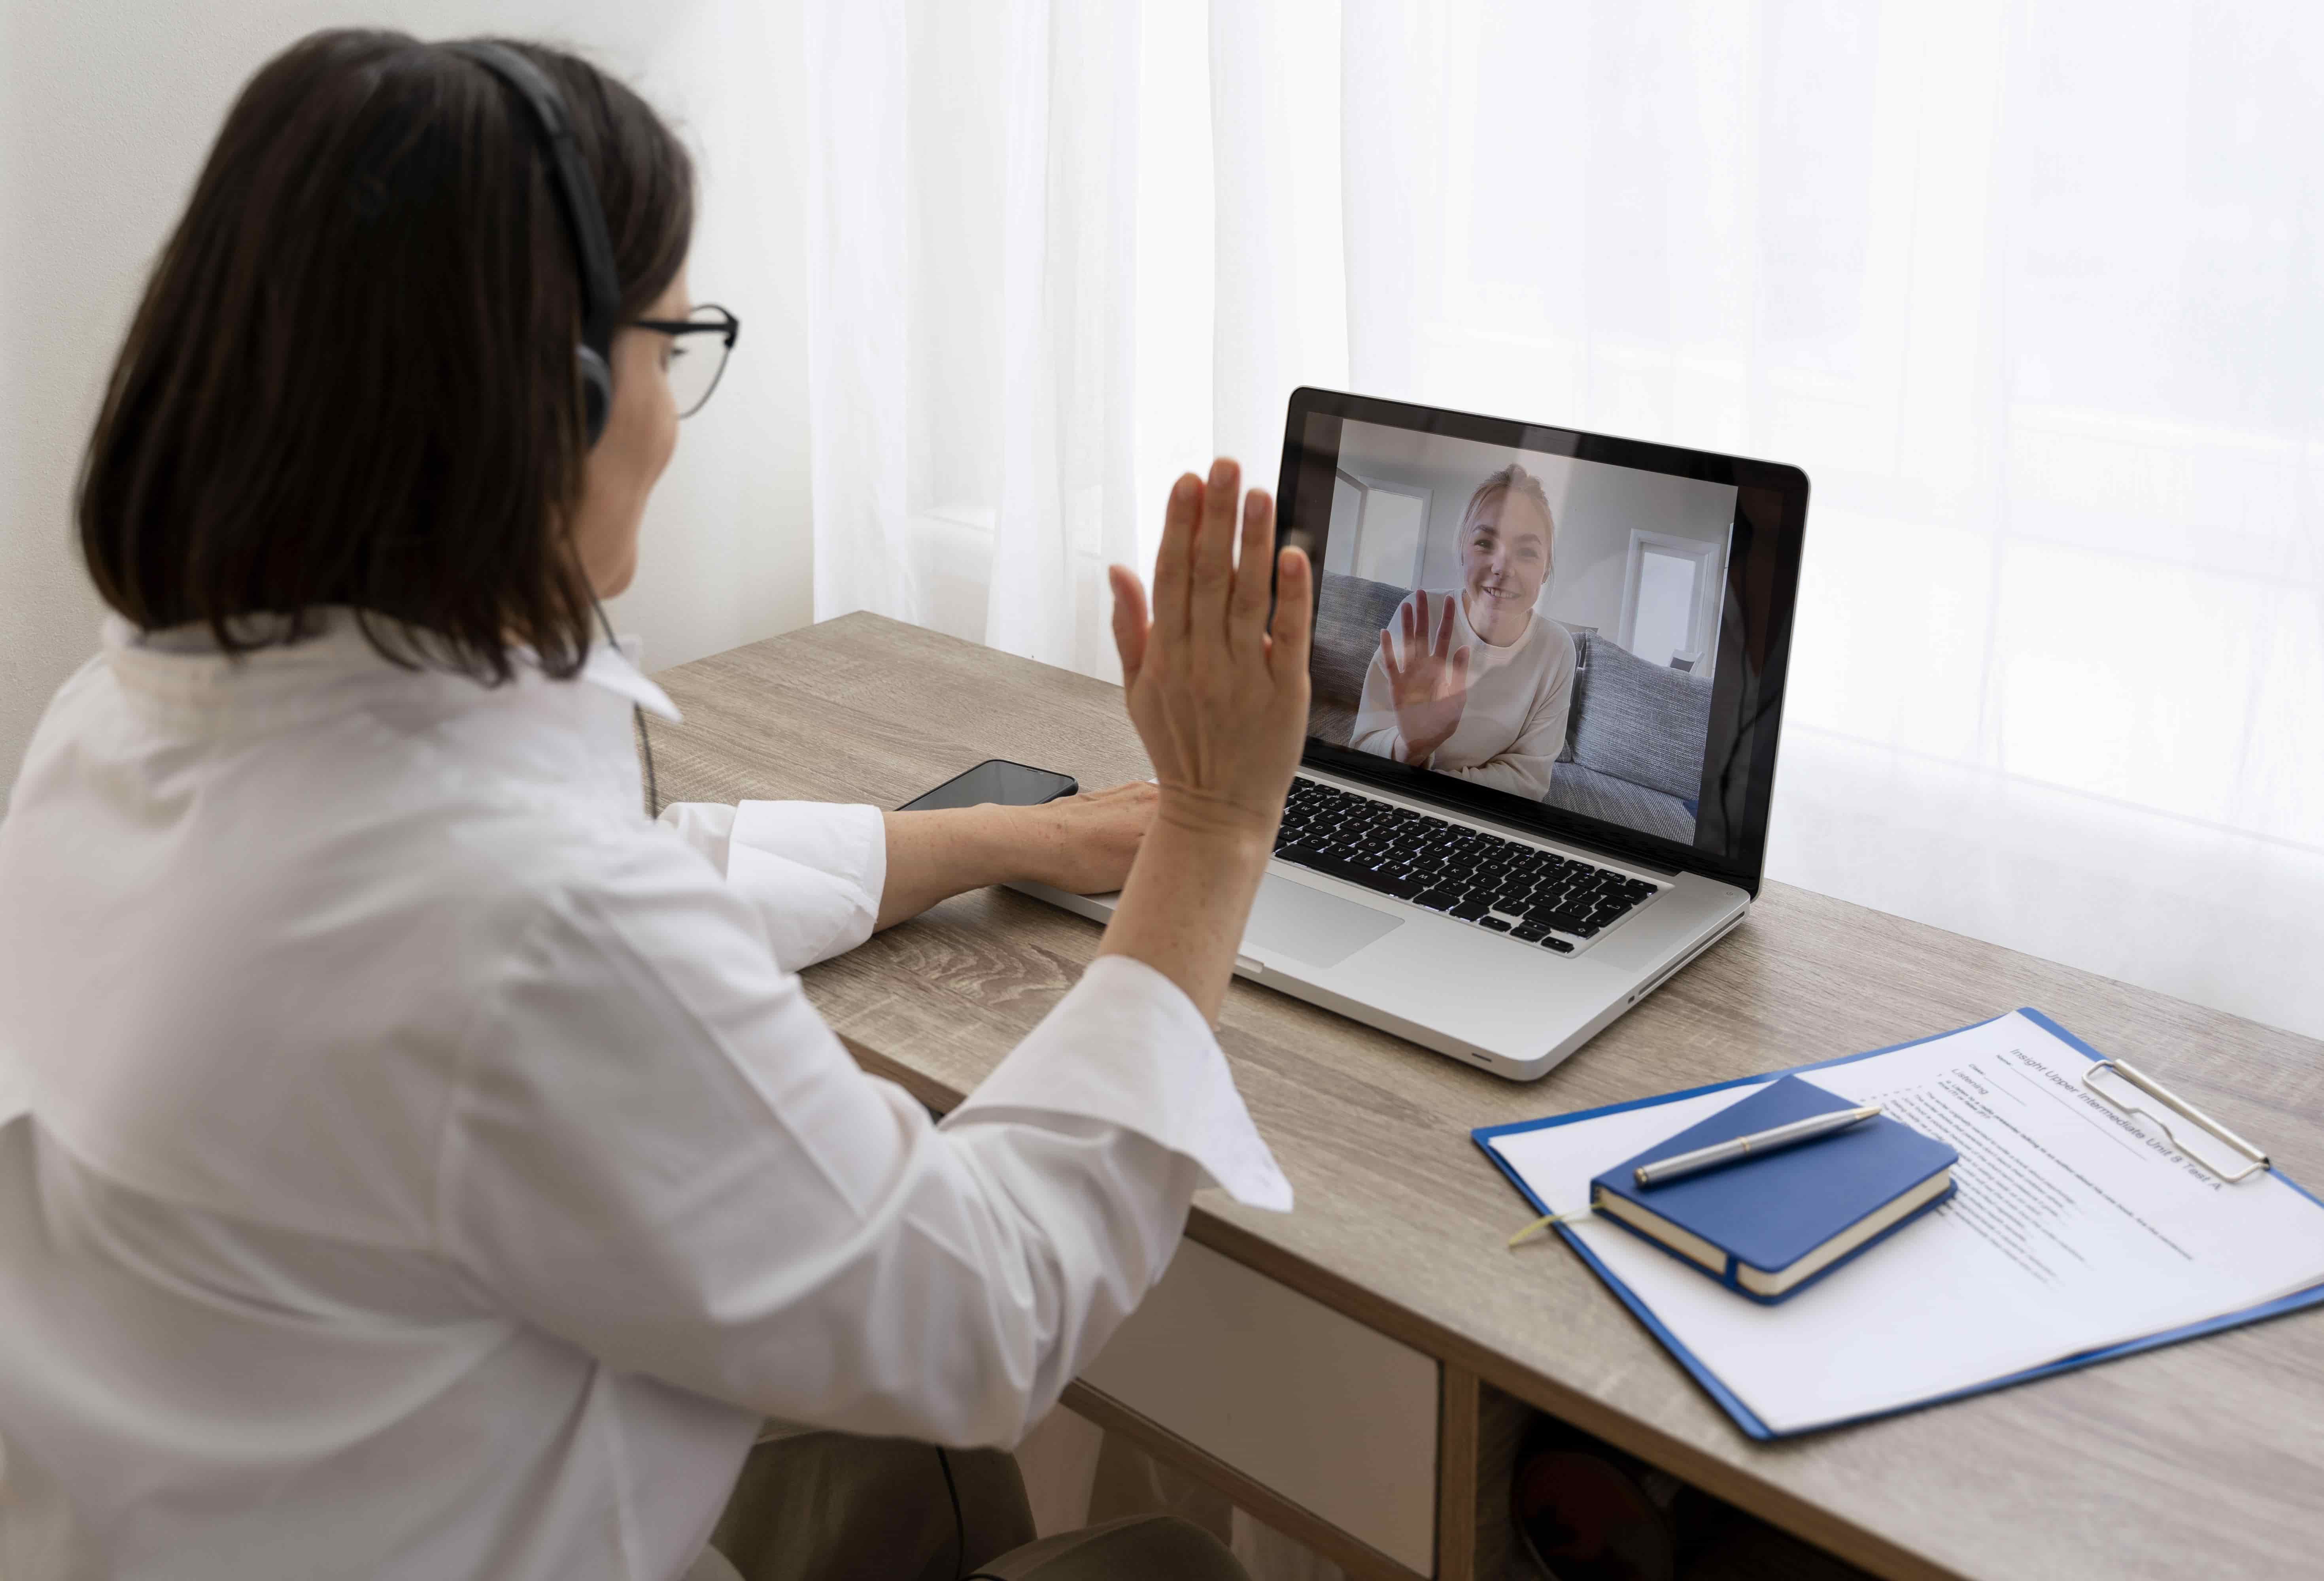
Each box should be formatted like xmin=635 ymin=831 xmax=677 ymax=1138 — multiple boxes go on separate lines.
xmin=576 ymin=344 xmax=613 ymax=447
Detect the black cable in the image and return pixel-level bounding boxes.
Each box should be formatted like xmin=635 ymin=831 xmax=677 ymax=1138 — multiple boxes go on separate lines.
xmin=634 ymin=704 xmax=660 ymax=818
xmin=589 ymin=597 xmax=659 ymax=820
xmin=935 ymin=1446 xmax=967 ymax=1581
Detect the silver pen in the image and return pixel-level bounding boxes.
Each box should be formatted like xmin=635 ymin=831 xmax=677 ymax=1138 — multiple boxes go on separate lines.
xmin=1634 ymin=1104 xmax=1884 ymax=1188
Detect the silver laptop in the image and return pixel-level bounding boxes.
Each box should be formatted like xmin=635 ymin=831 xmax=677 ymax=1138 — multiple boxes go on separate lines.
xmin=1023 ymin=389 xmax=1809 ymax=1081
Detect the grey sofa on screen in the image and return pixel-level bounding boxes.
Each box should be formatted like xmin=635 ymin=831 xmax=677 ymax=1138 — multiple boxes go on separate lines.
xmin=1308 ymin=572 xmax=1406 ymax=749
xmin=1547 ymin=634 xmax=1709 ymax=843
xmin=1307 ymin=570 xmax=1708 ymax=843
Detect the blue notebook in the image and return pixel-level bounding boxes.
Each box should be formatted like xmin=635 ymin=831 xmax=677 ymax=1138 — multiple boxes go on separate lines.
xmin=1588 ymin=1075 xmax=1958 ymax=1305
xmin=1474 ymin=1010 xmax=2324 ymax=1440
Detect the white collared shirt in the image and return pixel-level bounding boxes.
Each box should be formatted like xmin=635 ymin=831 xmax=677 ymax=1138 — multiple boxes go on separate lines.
xmin=0 ymin=612 xmax=1288 ymax=1581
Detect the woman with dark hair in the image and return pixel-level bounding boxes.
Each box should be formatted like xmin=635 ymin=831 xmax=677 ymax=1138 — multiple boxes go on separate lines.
xmin=0 ymin=30 xmax=1307 ymax=1581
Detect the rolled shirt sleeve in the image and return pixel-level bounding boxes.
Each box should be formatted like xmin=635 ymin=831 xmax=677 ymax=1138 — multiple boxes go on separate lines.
xmin=658 ymin=799 xmax=886 ymax=971
xmin=951 ymin=955 xmax=1290 ymax=1211
xmin=442 ymin=836 xmax=1289 ymax=1451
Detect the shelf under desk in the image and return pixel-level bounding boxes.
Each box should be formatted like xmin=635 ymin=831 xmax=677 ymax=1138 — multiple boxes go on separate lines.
xmin=651 ymin=611 xmax=2324 ymax=1581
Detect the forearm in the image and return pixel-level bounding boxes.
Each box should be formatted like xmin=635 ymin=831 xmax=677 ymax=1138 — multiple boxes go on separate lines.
xmin=875 ymin=806 xmax=1031 ymax=930
xmin=1096 ymin=809 xmax=1274 ymax=1024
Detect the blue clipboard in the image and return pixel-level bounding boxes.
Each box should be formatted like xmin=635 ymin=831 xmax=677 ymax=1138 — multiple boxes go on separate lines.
xmin=1472 ymin=1009 xmax=2324 ymax=1440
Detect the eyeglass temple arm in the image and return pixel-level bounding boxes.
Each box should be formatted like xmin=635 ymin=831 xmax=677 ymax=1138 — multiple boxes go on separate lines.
xmin=633 ymin=305 xmax=738 ymax=343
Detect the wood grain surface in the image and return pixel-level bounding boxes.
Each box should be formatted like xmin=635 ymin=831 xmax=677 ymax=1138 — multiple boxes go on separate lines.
xmin=651 ymin=612 xmax=2324 ymax=1581
xmin=1436 ymin=1366 xmax=1479 ymax=1580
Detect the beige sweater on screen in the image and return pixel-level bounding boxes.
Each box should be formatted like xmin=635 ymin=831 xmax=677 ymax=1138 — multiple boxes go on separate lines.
xmin=1350 ymin=592 xmax=1576 ymax=800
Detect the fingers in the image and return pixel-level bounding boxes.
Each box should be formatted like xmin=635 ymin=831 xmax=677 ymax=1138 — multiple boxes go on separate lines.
xmin=1449 ymin=644 xmax=1472 ymax=689
xmin=1399 ymin=595 xmax=1419 ymax=655
xmin=1434 ymin=592 xmax=1457 ymax=657
xmin=1187 ymin=458 xmax=1240 ymax=633
xmin=1270 ymin=545 xmax=1313 ymax=681
xmin=1109 ymin=564 xmax=1151 ymax=687
xmin=1150 ymin=473 xmax=1201 ymax=644
xmin=1068 ymin=780 xmax=1158 ymax=822
xmin=1227 ymin=487 xmax=1275 ymax=649
xmin=1377 ymin=627 xmax=1402 ymax=685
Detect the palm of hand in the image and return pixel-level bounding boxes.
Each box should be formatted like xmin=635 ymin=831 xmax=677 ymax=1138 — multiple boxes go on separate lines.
xmin=1380 ymin=592 xmax=1471 ymax=761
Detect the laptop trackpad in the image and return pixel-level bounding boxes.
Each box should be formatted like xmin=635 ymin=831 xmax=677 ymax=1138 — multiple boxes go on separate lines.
xmin=1242 ymin=873 xmax=1405 ymax=969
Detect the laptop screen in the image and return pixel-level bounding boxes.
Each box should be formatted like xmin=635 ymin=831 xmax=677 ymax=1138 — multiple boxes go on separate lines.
xmin=1277 ymin=389 xmax=1808 ymax=892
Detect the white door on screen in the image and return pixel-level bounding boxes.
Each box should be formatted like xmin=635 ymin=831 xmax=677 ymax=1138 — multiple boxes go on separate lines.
xmin=1351 ymin=482 xmax=1430 ymax=586
xmin=1620 ymin=529 xmax=1723 ymax=677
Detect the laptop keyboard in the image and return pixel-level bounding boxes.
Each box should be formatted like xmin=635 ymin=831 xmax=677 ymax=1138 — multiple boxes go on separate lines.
xmin=1271 ymin=777 xmax=1658 ymax=953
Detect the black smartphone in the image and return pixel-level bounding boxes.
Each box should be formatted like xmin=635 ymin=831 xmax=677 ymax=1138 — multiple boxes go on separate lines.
xmin=898 ymin=759 xmax=1078 ymax=812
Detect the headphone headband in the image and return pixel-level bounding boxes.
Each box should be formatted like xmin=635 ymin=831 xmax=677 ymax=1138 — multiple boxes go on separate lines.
xmin=444 ymin=41 xmax=622 ymax=441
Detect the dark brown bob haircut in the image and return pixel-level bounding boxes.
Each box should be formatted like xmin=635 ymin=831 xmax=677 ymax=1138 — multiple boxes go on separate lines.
xmin=78 ymin=29 xmax=693 ymax=681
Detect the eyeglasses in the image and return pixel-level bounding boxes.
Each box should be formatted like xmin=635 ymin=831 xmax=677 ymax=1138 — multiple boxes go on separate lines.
xmin=634 ymin=303 xmax=741 ymax=418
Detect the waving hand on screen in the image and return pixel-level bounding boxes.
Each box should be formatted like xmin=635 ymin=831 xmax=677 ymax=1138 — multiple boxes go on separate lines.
xmin=1379 ymin=591 xmax=1472 ymax=766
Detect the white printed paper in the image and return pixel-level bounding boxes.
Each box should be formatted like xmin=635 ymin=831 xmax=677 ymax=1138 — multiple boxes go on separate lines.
xmin=1488 ymin=1012 xmax=2324 ymax=1433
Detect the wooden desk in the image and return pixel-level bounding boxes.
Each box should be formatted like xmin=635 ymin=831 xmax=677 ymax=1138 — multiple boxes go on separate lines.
xmin=652 ymin=612 xmax=2324 ymax=1581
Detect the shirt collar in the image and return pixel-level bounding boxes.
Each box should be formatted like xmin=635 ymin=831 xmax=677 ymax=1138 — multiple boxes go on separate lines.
xmin=579 ymin=634 xmax=683 ymax=721
xmin=102 ymin=609 xmax=683 ymax=723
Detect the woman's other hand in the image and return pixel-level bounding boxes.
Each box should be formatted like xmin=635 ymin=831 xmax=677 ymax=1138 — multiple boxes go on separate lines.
xmin=874 ymin=783 xmax=1155 ymax=928
xmin=1014 ymin=782 xmax=1158 ymax=894
xmin=1098 ymin=460 xmax=1313 ymax=1020
xmin=1379 ymin=591 xmax=1470 ymax=764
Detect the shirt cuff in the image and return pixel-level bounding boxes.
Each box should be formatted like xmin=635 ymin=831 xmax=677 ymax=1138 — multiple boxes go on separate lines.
xmin=947 ymin=955 xmax=1293 ymax=1212
xmin=658 ymin=800 xmax=887 ymax=970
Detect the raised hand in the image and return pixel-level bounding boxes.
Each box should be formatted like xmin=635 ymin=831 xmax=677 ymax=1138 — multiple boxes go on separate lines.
xmin=1378 ymin=591 xmax=1471 ymax=764
xmin=1108 ymin=460 xmax=1313 ymax=843
xmin=1097 ymin=458 xmax=1314 ymax=1021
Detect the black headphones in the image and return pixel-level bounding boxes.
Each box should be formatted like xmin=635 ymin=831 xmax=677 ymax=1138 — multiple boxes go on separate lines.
xmin=442 ymin=41 xmax=661 ymax=819
xmin=445 ymin=41 xmax=622 ymax=447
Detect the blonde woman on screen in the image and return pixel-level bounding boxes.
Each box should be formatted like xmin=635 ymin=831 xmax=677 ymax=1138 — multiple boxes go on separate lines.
xmin=1350 ymin=464 xmax=1576 ymax=800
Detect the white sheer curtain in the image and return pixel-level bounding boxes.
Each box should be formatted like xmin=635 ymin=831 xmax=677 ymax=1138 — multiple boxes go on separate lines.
xmin=806 ymin=0 xmax=1144 ymax=677
xmin=805 ymin=0 xmax=2324 ymax=1040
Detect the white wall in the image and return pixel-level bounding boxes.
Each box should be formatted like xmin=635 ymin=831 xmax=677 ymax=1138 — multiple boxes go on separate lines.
xmin=0 ymin=0 xmax=816 ymax=798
